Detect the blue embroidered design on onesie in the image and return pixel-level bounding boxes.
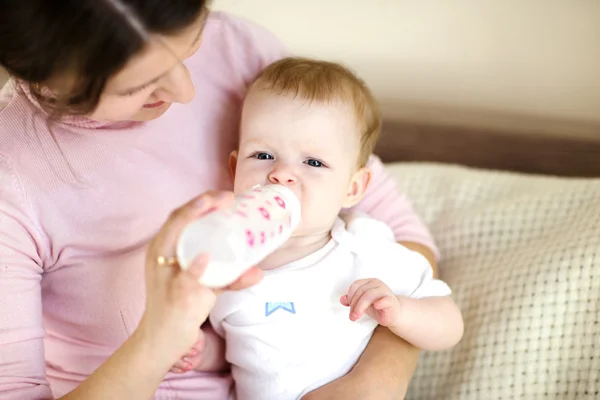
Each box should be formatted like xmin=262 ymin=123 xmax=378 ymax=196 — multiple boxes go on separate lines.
xmin=265 ymin=302 xmax=296 ymax=317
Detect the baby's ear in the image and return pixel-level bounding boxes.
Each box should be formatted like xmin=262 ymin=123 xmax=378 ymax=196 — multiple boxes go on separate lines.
xmin=341 ymin=167 xmax=371 ymax=208
xmin=228 ymin=150 xmax=239 ymax=179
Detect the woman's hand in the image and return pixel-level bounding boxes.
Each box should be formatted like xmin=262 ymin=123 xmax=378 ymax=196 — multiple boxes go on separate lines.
xmin=136 ymin=191 xmax=263 ymax=367
xmin=60 ymin=192 xmax=263 ymax=400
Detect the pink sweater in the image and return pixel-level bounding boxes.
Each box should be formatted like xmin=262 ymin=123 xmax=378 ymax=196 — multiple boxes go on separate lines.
xmin=0 ymin=12 xmax=437 ymax=400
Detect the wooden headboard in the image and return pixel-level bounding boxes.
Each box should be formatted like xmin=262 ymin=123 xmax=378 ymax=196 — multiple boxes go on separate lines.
xmin=375 ymin=105 xmax=600 ymax=178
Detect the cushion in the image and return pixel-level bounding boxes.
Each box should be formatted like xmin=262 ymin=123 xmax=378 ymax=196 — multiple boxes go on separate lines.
xmin=386 ymin=162 xmax=600 ymax=400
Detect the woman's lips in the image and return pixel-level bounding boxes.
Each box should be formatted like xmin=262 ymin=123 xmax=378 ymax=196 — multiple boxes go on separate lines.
xmin=143 ymin=101 xmax=165 ymax=109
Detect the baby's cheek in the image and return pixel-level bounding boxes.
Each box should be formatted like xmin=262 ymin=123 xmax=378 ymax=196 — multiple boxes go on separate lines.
xmin=300 ymin=198 xmax=329 ymax=227
xmin=232 ymin=173 xmax=255 ymax=193
xmin=235 ymin=163 xmax=267 ymax=187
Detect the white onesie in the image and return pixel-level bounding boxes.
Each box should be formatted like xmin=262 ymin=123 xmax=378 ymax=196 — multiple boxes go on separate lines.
xmin=210 ymin=212 xmax=452 ymax=400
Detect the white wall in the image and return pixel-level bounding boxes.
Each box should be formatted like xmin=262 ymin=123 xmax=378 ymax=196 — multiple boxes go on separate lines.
xmin=213 ymin=0 xmax=600 ymax=124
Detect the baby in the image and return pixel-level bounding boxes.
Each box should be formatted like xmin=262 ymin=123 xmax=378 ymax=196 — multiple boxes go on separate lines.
xmin=179 ymin=57 xmax=463 ymax=399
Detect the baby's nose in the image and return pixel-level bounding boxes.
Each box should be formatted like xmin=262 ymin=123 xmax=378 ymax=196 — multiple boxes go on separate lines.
xmin=268 ymin=167 xmax=297 ymax=185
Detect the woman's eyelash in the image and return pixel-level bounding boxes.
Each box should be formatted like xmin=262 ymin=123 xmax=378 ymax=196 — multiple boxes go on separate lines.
xmin=121 ymin=84 xmax=150 ymax=97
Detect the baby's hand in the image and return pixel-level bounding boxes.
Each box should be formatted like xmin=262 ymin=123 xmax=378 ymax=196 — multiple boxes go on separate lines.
xmin=170 ymin=330 xmax=206 ymax=374
xmin=340 ymin=278 xmax=401 ymax=328
xmin=170 ymin=324 xmax=228 ymax=374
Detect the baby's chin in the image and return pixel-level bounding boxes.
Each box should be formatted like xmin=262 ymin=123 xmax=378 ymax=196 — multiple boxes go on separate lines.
xmin=291 ymin=222 xmax=335 ymax=239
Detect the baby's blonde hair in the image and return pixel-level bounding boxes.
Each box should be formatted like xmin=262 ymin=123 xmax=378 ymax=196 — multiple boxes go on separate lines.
xmin=248 ymin=57 xmax=381 ymax=167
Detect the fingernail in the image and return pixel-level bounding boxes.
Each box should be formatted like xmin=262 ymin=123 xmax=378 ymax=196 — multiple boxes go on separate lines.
xmin=186 ymin=362 xmax=192 ymax=370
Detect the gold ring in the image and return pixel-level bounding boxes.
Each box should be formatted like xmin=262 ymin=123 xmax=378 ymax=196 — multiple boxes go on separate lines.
xmin=157 ymin=256 xmax=178 ymax=266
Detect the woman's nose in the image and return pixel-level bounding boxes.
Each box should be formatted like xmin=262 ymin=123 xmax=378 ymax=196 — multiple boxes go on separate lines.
xmin=154 ymin=63 xmax=195 ymax=104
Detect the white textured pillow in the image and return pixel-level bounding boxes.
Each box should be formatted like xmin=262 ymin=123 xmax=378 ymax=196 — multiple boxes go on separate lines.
xmin=386 ymin=163 xmax=600 ymax=400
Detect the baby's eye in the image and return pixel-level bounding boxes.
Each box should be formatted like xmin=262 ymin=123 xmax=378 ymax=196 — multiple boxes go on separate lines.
xmin=253 ymin=152 xmax=274 ymax=160
xmin=305 ymin=159 xmax=324 ymax=168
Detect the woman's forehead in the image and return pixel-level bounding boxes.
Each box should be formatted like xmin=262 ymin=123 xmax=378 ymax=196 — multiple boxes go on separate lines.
xmin=105 ymin=16 xmax=205 ymax=94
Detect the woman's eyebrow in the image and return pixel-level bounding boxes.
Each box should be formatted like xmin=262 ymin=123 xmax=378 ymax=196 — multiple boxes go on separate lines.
xmin=115 ymin=22 xmax=205 ymax=95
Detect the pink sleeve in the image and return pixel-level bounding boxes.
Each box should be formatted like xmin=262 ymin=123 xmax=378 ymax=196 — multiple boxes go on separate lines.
xmin=352 ymin=155 xmax=440 ymax=260
xmin=0 ymin=155 xmax=52 ymax=399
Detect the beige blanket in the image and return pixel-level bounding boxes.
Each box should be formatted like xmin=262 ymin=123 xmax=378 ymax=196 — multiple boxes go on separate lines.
xmin=386 ymin=163 xmax=600 ymax=400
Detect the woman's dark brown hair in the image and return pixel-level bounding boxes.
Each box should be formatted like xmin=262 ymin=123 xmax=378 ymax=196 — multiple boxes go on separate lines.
xmin=0 ymin=0 xmax=208 ymax=115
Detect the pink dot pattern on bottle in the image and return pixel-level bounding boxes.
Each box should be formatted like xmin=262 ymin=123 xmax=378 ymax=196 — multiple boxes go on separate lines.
xmin=274 ymin=196 xmax=286 ymax=209
xmin=259 ymin=207 xmax=271 ymax=220
xmin=240 ymin=192 xmax=293 ymax=249
xmin=235 ymin=210 xmax=248 ymax=218
xmin=246 ymin=230 xmax=255 ymax=247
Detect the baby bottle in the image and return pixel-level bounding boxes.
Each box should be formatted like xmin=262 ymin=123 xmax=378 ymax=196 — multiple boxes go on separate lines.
xmin=176 ymin=184 xmax=301 ymax=288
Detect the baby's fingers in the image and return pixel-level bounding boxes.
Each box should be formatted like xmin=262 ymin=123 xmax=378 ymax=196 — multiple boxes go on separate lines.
xmin=373 ymin=296 xmax=395 ymax=310
xmin=349 ymin=290 xmax=374 ymax=321
xmin=346 ymin=279 xmax=371 ymax=305
xmin=186 ymin=346 xmax=200 ymax=358
xmin=170 ymin=358 xmax=192 ymax=374
xmin=373 ymin=299 xmax=396 ymax=326
xmin=340 ymin=294 xmax=350 ymax=306
xmin=350 ymin=287 xmax=387 ymax=321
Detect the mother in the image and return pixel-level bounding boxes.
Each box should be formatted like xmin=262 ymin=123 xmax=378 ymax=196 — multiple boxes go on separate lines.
xmin=0 ymin=1 xmax=439 ymax=399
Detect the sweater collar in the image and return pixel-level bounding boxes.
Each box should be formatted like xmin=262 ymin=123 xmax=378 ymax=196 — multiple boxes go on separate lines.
xmin=17 ymin=80 xmax=140 ymax=130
